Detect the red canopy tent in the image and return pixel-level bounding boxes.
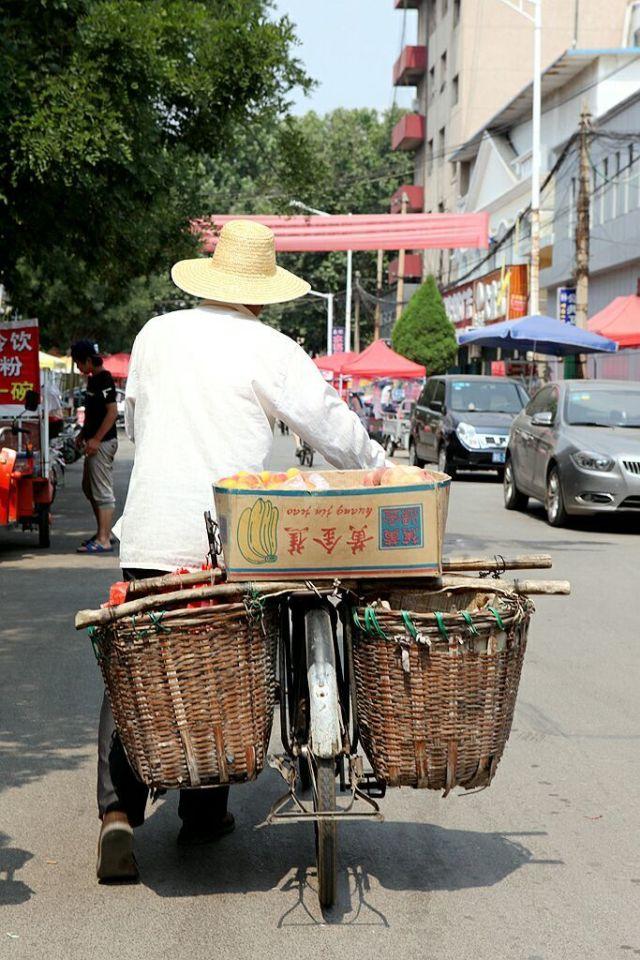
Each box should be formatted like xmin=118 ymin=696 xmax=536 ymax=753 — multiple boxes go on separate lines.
xmin=313 ymin=351 xmax=358 ymax=375
xmin=102 ymin=353 xmax=131 ymax=379
xmin=194 ymin=212 xmax=490 ymax=253
xmin=588 ymin=295 xmax=640 ymax=348
xmin=340 ymin=340 xmax=425 ymax=379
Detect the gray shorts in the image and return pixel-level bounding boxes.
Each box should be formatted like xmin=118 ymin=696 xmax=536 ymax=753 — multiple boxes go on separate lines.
xmin=82 ymin=438 xmax=117 ymax=509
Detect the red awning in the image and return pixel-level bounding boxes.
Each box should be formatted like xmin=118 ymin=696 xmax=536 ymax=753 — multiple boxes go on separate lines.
xmin=340 ymin=340 xmax=425 ymax=379
xmin=102 ymin=353 xmax=130 ymax=379
xmin=313 ymin=351 xmax=359 ymax=375
xmin=588 ymin=295 xmax=640 ymax=348
xmin=195 ymin=213 xmax=489 ymax=253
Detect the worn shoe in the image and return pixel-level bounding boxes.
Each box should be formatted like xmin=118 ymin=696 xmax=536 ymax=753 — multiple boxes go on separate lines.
xmin=177 ymin=813 xmax=236 ymax=847
xmin=97 ymin=812 xmax=139 ymax=883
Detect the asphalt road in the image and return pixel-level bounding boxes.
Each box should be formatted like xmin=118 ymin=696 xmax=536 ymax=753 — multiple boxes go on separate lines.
xmin=1 ymin=432 xmax=639 ymax=959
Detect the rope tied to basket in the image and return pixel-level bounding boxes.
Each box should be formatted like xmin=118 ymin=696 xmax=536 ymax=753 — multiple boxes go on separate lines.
xmin=243 ymin=585 xmax=270 ymax=638
xmin=87 ymin=626 xmax=104 ymax=662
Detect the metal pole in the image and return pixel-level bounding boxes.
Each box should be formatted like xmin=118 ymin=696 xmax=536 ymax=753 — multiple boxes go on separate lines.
xmin=327 ymin=293 xmax=334 ymax=355
xmin=529 ymin=0 xmax=542 ymax=316
xmin=354 ymin=271 xmax=361 ymax=353
xmin=345 ymin=247 xmax=353 ymax=353
xmin=395 ymin=192 xmax=409 ymax=322
xmin=374 ymin=249 xmax=383 ymax=340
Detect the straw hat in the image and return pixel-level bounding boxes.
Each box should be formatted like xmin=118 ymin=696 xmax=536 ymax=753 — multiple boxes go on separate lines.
xmin=171 ymin=219 xmax=310 ymax=305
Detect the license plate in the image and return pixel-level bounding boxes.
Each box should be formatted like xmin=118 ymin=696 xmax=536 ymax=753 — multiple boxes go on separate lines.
xmin=492 ymin=451 xmax=506 ymax=464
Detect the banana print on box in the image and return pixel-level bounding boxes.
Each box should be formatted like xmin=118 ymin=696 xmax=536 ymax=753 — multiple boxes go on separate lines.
xmin=237 ymin=498 xmax=279 ymax=564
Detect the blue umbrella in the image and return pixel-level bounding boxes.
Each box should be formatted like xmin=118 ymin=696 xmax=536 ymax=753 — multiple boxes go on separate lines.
xmin=458 ymin=314 xmax=618 ymax=356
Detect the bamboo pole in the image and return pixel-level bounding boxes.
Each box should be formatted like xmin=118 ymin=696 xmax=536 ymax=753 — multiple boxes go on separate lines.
xmin=75 ymin=568 xmax=569 ymax=631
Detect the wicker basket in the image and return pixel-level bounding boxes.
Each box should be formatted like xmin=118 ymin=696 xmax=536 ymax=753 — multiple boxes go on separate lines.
xmin=351 ymin=585 xmax=533 ymax=794
xmin=90 ymin=597 xmax=279 ymax=790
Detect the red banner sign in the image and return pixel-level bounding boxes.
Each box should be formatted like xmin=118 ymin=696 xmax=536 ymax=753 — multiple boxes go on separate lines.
xmin=0 ymin=319 xmax=40 ymax=407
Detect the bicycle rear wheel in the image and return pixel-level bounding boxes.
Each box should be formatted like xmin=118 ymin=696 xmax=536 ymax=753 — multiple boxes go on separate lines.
xmin=313 ymin=756 xmax=337 ymax=910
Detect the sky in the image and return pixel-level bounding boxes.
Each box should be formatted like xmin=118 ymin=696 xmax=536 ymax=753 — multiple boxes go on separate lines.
xmin=272 ymin=0 xmax=418 ymax=115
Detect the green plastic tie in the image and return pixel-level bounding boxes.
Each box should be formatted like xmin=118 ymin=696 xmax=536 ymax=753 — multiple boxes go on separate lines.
xmin=352 ymin=609 xmax=365 ymax=632
xmin=148 ymin=611 xmax=171 ymax=634
xmin=87 ymin=626 xmax=102 ymax=662
xmin=364 ymin=606 xmax=389 ymax=640
xmin=461 ymin=611 xmax=479 ymax=636
xmin=488 ymin=606 xmax=505 ymax=631
xmin=244 ymin=586 xmax=265 ymax=623
xmin=434 ymin=611 xmax=449 ymax=640
xmin=401 ymin=610 xmax=418 ymax=640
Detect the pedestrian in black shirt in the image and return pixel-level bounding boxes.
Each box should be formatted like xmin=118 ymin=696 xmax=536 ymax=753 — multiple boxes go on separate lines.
xmin=71 ymin=340 xmax=118 ymax=553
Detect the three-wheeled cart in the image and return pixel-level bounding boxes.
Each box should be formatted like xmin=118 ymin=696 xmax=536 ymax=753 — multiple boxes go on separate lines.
xmin=0 ymin=385 xmax=53 ymax=547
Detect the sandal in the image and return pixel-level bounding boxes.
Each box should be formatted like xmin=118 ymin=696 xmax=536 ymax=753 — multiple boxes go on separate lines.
xmin=77 ymin=541 xmax=114 ymax=554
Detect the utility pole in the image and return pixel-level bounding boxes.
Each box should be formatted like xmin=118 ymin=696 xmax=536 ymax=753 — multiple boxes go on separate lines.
xmin=395 ymin=191 xmax=409 ymax=322
xmin=354 ymin=271 xmax=361 ymax=353
xmin=374 ymin=249 xmax=383 ymax=340
xmin=574 ymin=106 xmax=592 ymax=330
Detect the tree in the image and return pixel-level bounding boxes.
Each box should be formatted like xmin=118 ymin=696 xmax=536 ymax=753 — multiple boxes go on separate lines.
xmin=0 ymin=0 xmax=310 ymax=348
xmin=392 ymin=275 xmax=458 ymax=374
xmin=199 ymin=107 xmax=414 ymax=354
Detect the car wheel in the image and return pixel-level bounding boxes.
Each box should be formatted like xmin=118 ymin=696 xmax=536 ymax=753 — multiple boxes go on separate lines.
xmin=503 ymin=458 xmax=528 ymax=511
xmin=545 ymin=465 xmax=568 ymax=526
xmin=437 ymin=443 xmax=456 ymax=479
xmin=408 ymin=441 xmax=425 ymax=468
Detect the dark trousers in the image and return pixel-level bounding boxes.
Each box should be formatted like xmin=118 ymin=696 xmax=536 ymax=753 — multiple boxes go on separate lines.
xmin=97 ymin=567 xmax=230 ymax=827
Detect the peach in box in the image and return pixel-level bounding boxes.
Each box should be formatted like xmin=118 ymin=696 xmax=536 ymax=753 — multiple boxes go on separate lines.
xmin=212 ymin=469 xmax=450 ymax=581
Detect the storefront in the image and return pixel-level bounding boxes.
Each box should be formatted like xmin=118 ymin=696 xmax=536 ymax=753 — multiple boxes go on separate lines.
xmin=443 ymin=265 xmax=529 ymax=373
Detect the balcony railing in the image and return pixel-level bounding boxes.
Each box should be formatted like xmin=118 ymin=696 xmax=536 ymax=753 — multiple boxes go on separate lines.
xmin=388 ymin=254 xmax=423 ymax=286
xmin=391 ymin=113 xmax=426 ymax=151
xmin=393 ymin=45 xmax=427 ymax=86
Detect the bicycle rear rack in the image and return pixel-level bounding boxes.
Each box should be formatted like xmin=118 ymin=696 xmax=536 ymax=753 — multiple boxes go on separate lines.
xmin=265 ymin=753 xmax=384 ymax=825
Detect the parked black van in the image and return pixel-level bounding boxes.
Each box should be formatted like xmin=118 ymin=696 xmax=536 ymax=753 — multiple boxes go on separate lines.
xmin=408 ymin=375 xmax=529 ymax=478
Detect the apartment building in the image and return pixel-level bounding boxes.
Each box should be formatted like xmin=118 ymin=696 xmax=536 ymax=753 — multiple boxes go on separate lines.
xmin=391 ymin=0 xmax=633 ymax=284
xmin=443 ymin=49 xmax=640 ymax=337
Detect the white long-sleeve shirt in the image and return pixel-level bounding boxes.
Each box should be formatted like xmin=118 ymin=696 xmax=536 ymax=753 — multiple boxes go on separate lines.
xmin=117 ymin=303 xmax=386 ymax=571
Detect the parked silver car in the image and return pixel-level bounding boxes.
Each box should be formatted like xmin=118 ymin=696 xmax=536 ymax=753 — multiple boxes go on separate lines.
xmin=504 ymin=380 xmax=640 ymax=525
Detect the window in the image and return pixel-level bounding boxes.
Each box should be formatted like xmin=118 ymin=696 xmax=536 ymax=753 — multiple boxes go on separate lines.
xmin=431 ymin=380 xmax=446 ymax=410
xmin=452 ymin=73 xmax=459 ymax=105
xmin=429 ymin=65 xmax=436 ymax=100
xmin=628 ymin=143 xmax=640 ymax=211
xmin=440 ymin=51 xmax=447 ymax=93
xmin=599 ymin=157 xmax=608 ymax=223
xmin=453 ymin=0 xmax=461 ymax=26
xmin=421 ymin=380 xmax=436 ymax=407
xmin=526 ymin=386 xmax=557 ymax=418
xmin=612 ymin=151 xmax=621 ymax=218
xmin=439 ymin=126 xmax=446 ymax=159
xmin=427 ymin=138 xmax=434 ymax=174
xmin=459 ymin=160 xmax=471 ymax=195
xmin=442 ymin=0 xmax=449 ymax=14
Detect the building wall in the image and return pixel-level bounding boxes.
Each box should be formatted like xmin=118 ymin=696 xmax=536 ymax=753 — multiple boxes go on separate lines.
xmin=407 ymin=0 xmax=631 ymax=281
xmin=542 ymin=89 xmax=640 ymax=314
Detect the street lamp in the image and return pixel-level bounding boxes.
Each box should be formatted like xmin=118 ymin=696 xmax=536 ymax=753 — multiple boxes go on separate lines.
xmin=308 ymin=289 xmax=335 ymax=355
xmin=497 ymin=0 xmax=542 ymax=316
xmin=289 ymin=199 xmax=353 ymax=352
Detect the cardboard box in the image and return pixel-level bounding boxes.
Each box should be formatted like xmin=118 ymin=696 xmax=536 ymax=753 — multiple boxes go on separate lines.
xmin=213 ymin=470 xmax=450 ymax=581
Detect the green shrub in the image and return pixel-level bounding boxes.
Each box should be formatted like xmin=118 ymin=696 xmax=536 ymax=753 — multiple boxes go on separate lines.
xmin=392 ymin=275 xmax=458 ymax=374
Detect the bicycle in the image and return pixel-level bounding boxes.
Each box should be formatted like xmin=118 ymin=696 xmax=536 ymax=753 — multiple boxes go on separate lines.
xmin=268 ymin=585 xmax=383 ymax=911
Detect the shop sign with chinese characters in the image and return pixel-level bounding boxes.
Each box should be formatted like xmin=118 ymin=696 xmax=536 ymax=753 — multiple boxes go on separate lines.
xmin=443 ymin=265 xmax=528 ymax=330
xmin=213 ymin=469 xmax=450 ymax=581
xmin=0 ymin=319 xmax=40 ymax=407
